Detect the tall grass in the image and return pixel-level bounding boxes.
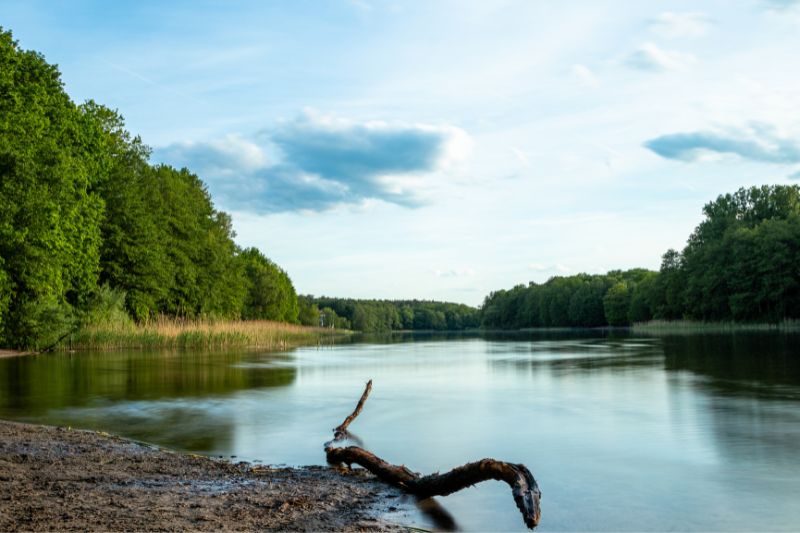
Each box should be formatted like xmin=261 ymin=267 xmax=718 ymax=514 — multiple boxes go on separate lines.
xmin=632 ymin=319 xmax=800 ymax=334
xmin=68 ymin=315 xmax=348 ymax=351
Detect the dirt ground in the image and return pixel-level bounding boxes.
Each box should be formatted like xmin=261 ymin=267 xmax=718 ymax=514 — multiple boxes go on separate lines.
xmin=0 ymin=420 xmax=415 ymax=531
xmin=0 ymin=349 xmax=31 ymax=359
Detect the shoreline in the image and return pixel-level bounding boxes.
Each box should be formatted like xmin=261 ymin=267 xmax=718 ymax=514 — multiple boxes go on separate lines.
xmin=0 ymin=419 xmax=415 ymax=531
xmin=0 ymin=349 xmax=32 ymax=359
xmin=0 ymin=320 xmax=352 ymax=355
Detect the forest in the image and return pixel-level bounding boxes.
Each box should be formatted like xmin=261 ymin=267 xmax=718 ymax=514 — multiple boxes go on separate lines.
xmin=481 ymin=185 xmax=800 ymax=329
xmin=0 ymin=30 xmax=298 ymax=349
xmin=0 ymin=29 xmax=478 ymax=349
xmin=3 ymin=28 xmax=799 ymax=350
xmin=300 ymin=296 xmax=480 ymax=332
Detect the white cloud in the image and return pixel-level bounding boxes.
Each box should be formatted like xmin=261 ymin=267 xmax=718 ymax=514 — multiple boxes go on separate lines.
xmin=645 ymin=122 xmax=800 ymax=164
xmin=527 ymin=263 xmax=572 ymax=274
xmin=155 ymin=111 xmax=471 ymax=213
xmin=156 ymin=134 xmax=268 ymax=175
xmin=649 ymin=12 xmax=710 ymax=38
xmin=434 ymin=268 xmax=476 ymax=278
xmin=762 ymin=0 xmax=800 ymax=10
xmin=511 ymin=147 xmax=530 ymax=167
xmin=570 ymin=64 xmax=599 ymax=87
xmin=624 ymin=42 xmax=696 ymax=72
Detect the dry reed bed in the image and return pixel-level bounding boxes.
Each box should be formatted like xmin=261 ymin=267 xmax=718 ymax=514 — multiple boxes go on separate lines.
xmin=69 ymin=317 xmax=347 ymax=351
xmin=632 ymin=319 xmax=800 ymax=334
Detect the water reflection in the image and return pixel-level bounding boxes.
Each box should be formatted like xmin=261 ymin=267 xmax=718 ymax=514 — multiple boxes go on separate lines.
xmin=0 ymin=349 xmax=297 ymax=453
xmin=0 ymin=349 xmax=296 ymax=414
xmin=1 ymin=333 xmax=799 ymax=531
xmin=662 ymin=333 xmax=800 ymax=398
xmin=662 ymin=333 xmax=800 ymax=479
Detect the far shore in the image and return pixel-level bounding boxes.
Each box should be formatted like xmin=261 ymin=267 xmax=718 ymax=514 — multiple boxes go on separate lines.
xmin=0 ymin=349 xmax=32 ymax=359
xmin=0 ymin=419 xmax=414 ymax=531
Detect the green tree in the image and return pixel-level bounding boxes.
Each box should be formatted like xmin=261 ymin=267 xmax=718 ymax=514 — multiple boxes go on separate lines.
xmin=603 ymin=282 xmax=631 ymax=326
xmin=568 ymin=277 xmax=610 ymax=327
xmin=653 ymin=249 xmax=685 ymax=320
xmin=628 ymin=272 xmax=658 ymax=323
xmin=298 ymin=297 xmax=320 ymax=326
xmin=678 ymin=185 xmax=800 ymax=322
xmin=0 ymin=29 xmax=106 ymax=348
xmin=239 ymin=247 xmax=298 ymax=322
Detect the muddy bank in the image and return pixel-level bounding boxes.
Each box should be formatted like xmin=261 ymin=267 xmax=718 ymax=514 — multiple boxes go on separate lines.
xmin=0 ymin=420 xmax=414 ymax=531
xmin=0 ymin=349 xmax=31 ymax=359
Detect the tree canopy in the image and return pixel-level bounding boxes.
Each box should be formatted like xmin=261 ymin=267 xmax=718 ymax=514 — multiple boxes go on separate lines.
xmin=0 ymin=29 xmax=300 ymax=348
xmin=481 ymin=186 xmax=800 ymax=329
xmin=301 ymin=296 xmax=480 ymax=332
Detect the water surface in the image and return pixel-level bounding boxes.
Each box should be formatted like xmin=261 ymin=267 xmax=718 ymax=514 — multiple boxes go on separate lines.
xmin=1 ymin=332 xmax=799 ymax=531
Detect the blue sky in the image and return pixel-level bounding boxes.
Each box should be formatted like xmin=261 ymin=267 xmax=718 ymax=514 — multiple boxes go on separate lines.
xmin=4 ymin=0 xmax=800 ymax=305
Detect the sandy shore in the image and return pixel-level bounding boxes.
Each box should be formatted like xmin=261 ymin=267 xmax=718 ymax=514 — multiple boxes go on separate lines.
xmin=0 ymin=349 xmax=32 ymax=359
xmin=0 ymin=420 xmax=414 ymax=531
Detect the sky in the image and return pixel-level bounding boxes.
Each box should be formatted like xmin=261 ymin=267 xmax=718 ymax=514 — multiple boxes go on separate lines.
xmin=4 ymin=0 xmax=800 ymax=306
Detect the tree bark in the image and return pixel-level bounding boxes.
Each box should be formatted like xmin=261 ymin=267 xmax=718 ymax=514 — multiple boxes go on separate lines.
xmin=333 ymin=379 xmax=372 ymax=439
xmin=324 ymin=380 xmax=542 ymax=529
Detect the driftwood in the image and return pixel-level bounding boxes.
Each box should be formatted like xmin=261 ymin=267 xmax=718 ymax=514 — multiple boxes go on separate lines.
xmin=324 ymin=380 xmax=542 ymax=529
xmin=333 ymin=379 xmax=372 ymax=439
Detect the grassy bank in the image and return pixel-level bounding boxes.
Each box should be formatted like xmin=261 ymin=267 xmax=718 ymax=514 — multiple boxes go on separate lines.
xmin=632 ymin=319 xmax=800 ymax=334
xmin=67 ymin=316 xmax=350 ymax=351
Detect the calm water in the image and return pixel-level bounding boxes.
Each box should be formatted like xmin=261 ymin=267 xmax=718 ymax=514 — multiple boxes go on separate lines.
xmin=1 ymin=332 xmax=799 ymax=532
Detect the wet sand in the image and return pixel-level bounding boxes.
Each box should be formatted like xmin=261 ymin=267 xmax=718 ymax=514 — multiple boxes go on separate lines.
xmin=0 ymin=349 xmax=31 ymax=359
xmin=0 ymin=420 xmax=413 ymax=531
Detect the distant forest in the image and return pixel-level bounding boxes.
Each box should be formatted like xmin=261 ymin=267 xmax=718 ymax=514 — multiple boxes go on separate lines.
xmin=299 ymin=297 xmax=480 ymax=332
xmin=481 ymin=184 xmax=800 ymax=329
xmin=2 ymin=29 xmax=799 ymax=349
xmin=0 ymin=29 xmax=479 ymax=349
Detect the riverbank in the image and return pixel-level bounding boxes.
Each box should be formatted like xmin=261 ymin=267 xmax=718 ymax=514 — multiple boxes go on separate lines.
xmin=0 ymin=420 xmax=411 ymax=531
xmin=0 ymin=349 xmax=32 ymax=359
xmin=632 ymin=319 xmax=800 ymax=334
xmin=66 ymin=318 xmax=351 ymax=351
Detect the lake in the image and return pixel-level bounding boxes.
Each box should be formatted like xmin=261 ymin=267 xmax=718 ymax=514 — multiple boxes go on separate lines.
xmin=1 ymin=332 xmax=799 ymax=531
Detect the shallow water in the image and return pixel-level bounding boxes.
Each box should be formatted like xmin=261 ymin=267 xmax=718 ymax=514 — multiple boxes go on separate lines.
xmin=1 ymin=331 xmax=799 ymax=531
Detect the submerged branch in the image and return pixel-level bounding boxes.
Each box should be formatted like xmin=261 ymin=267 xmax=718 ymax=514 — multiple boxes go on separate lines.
xmin=333 ymin=379 xmax=372 ymax=440
xmin=324 ymin=380 xmax=542 ymax=529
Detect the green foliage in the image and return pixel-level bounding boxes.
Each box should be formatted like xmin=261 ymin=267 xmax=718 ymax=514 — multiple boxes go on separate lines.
xmin=661 ymin=185 xmax=800 ymax=323
xmin=320 ymin=307 xmax=350 ymax=329
xmin=81 ymin=284 xmax=134 ymax=331
xmin=307 ymin=297 xmax=479 ymax=332
xmin=482 ymin=186 xmax=800 ymax=329
xmin=0 ymin=29 xmax=300 ymax=348
xmin=569 ymin=277 xmax=611 ymax=327
xmin=627 ymin=272 xmax=657 ymax=323
xmin=83 ymin=102 xmax=171 ymax=321
xmin=8 ymin=295 xmax=78 ymax=351
xmin=603 ymin=282 xmax=631 ymax=327
xmin=0 ymin=29 xmax=105 ymax=348
xmin=481 ymin=270 xmax=650 ymax=329
xmin=239 ymin=247 xmax=298 ymax=322
xmin=297 ymin=297 xmax=321 ymax=326
xmin=0 ymin=259 xmax=9 ymax=333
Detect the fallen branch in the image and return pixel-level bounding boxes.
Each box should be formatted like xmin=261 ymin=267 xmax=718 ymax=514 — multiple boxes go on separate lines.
xmin=324 ymin=380 xmax=542 ymax=529
xmin=333 ymin=379 xmax=372 ymax=439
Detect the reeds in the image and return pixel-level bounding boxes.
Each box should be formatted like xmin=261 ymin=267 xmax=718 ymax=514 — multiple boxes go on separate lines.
xmin=631 ymin=319 xmax=800 ymax=334
xmin=68 ymin=315 xmax=347 ymax=351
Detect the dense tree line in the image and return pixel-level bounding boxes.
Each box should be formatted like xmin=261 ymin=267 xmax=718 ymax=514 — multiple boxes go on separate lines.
xmin=5 ymin=30 xmax=797 ymax=348
xmin=299 ymin=297 xmax=480 ymax=332
xmin=0 ymin=30 xmax=300 ymax=348
xmin=482 ymin=185 xmax=800 ymax=328
xmin=657 ymin=185 xmax=800 ymax=322
xmin=480 ymin=269 xmax=655 ymax=329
